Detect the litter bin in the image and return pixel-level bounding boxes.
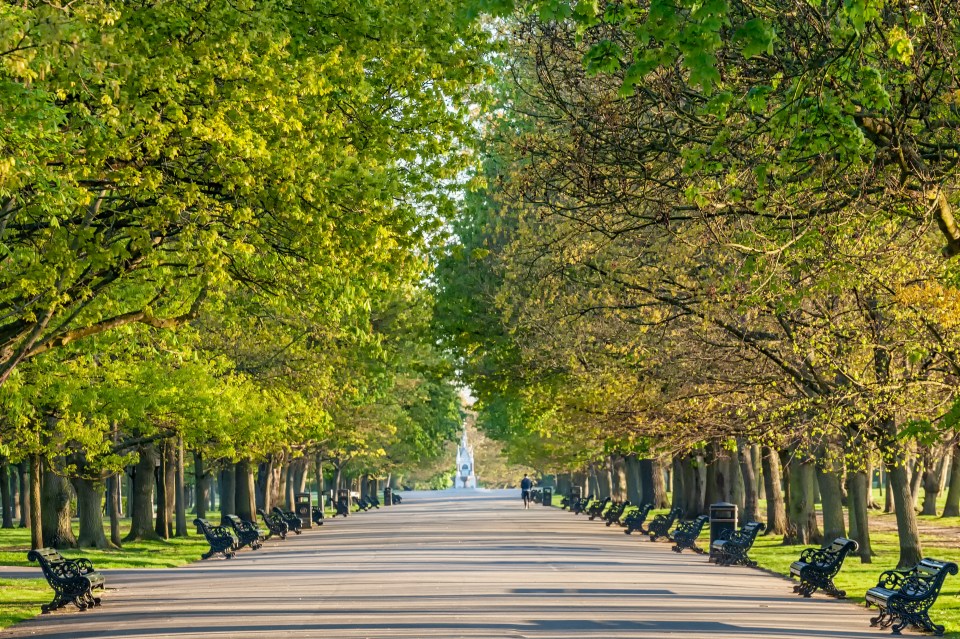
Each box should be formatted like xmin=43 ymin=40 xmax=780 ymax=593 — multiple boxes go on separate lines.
xmin=295 ymin=492 xmax=313 ymax=529
xmin=570 ymin=486 xmax=582 ymax=504
xmin=336 ymin=488 xmax=350 ymax=517
xmin=542 ymin=487 xmax=553 ymax=506
xmin=384 ymin=486 xmax=393 ymax=506
xmin=709 ymin=501 xmax=737 ymax=545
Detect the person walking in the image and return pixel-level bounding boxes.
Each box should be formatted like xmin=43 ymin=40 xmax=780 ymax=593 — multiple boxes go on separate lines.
xmin=520 ymin=474 xmax=533 ymax=509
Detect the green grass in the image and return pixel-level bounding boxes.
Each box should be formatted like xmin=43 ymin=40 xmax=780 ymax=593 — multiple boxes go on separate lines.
xmin=0 ymin=578 xmax=48 ymax=629
xmin=750 ymin=533 xmax=960 ymax=638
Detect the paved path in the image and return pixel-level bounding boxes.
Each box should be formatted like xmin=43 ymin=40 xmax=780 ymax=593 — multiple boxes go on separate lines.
xmin=4 ymin=490 xmax=890 ymax=638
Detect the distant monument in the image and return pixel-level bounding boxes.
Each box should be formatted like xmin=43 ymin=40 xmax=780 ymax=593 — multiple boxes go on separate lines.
xmin=454 ymin=430 xmax=477 ymax=489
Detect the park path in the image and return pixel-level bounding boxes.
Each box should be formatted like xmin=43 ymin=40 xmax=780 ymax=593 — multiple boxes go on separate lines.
xmin=3 ymin=490 xmax=891 ymax=638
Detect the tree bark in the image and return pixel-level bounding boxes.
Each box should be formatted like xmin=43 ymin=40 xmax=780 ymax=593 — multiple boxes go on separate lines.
xmin=194 ymin=452 xmax=208 ymax=520
xmin=219 ymin=465 xmax=236 ymax=523
xmin=884 ymin=471 xmax=895 ymax=513
xmin=847 ymin=468 xmax=873 ymax=563
xmin=611 ymin=456 xmax=628 ymax=501
xmin=29 ymin=454 xmax=42 ymax=549
xmin=651 ymin=457 xmax=669 ymax=508
xmin=74 ymin=478 xmax=112 ymax=549
xmin=624 ymin=455 xmax=642 ymax=504
xmin=235 ymin=460 xmax=256 ymax=521
xmin=174 ymin=437 xmax=187 ymax=537
xmin=314 ymin=453 xmax=325 ymax=511
xmin=155 ymin=439 xmax=175 ymax=538
xmin=921 ymin=446 xmax=943 ymax=516
xmin=41 ymin=470 xmax=77 ymax=548
xmin=669 ymin=455 xmax=684 ymax=510
xmin=887 ymin=452 xmax=924 ymax=568
xmin=752 ymin=445 xmax=765 ymax=500
xmin=942 ymin=440 xmax=960 ymax=517
xmin=10 ymin=461 xmax=20 ymax=524
xmin=815 ymin=450 xmax=846 ymax=543
xmin=761 ymin=447 xmax=786 ymax=534
xmin=640 ymin=458 xmax=655 ymax=505
xmin=0 ymin=458 xmax=12 ymax=528
xmin=783 ymin=455 xmax=820 ymax=545
xmin=106 ymin=473 xmax=122 ymax=547
xmin=126 ymin=445 xmax=161 ymax=541
xmin=737 ymin=440 xmax=761 ymax=523
xmin=909 ymin=452 xmax=923 ymax=510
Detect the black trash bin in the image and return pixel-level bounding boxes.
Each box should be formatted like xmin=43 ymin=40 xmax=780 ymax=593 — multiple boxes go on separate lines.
xmin=709 ymin=502 xmax=737 ymax=545
xmin=384 ymin=486 xmax=393 ymax=507
xmin=295 ymin=492 xmax=313 ymax=529
xmin=542 ymin=487 xmax=553 ymax=506
xmin=337 ymin=488 xmax=350 ymax=517
xmin=569 ymin=486 xmax=582 ymax=505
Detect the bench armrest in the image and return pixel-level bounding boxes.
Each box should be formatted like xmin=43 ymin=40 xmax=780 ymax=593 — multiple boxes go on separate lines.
xmin=71 ymin=558 xmax=96 ymax=574
xmin=876 ymin=569 xmax=910 ymax=589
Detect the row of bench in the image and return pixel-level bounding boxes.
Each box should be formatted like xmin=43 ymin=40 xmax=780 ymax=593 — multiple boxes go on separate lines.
xmin=29 ymin=494 xmax=402 ymax=614
xmin=560 ymin=494 xmax=957 ymax=636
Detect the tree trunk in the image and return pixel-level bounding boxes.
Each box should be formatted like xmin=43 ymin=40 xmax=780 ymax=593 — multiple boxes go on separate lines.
xmin=942 ymin=440 xmax=960 ymax=517
xmin=314 ymin=453 xmax=325 ymax=511
xmin=640 ymin=458 xmax=656 ymax=505
xmin=10 ymin=461 xmax=20 ymax=524
xmin=74 ymin=477 xmax=112 ymax=549
xmin=624 ymin=455 xmax=642 ymax=504
xmin=761 ymin=447 xmax=786 ymax=534
xmin=865 ymin=455 xmax=880 ymax=509
xmin=669 ymin=455 xmax=684 ymax=510
xmin=0 ymin=458 xmax=12 ymax=528
xmin=219 ymin=465 xmax=236 ymax=524
xmin=611 ymin=456 xmax=628 ymax=501
xmin=194 ymin=452 xmax=208 ymax=520
xmin=155 ymin=440 xmax=175 ymax=539
xmin=235 ymin=460 xmax=256 ymax=522
xmin=887 ymin=452 xmax=924 ymax=568
xmin=705 ymin=445 xmax=722 ymax=507
xmin=106 ymin=473 xmax=122 ymax=547
xmin=29 ymin=454 xmax=42 ymax=549
xmin=737 ymin=440 xmax=761 ymax=523
xmin=909 ymin=452 xmax=923 ymax=510
xmin=730 ymin=452 xmax=746 ymax=512
xmin=651 ymin=457 xmax=669 ymax=508
xmin=783 ymin=455 xmax=820 ymax=545
xmin=921 ymin=447 xmax=943 ymax=516
xmin=815 ymin=450 xmax=846 ymax=543
xmin=333 ymin=463 xmax=342 ymax=493
xmin=41 ymin=470 xmax=77 ymax=549
xmin=174 ymin=437 xmax=187 ymax=537
xmin=752 ymin=445 xmax=765 ymax=500
xmin=596 ymin=463 xmax=611 ymax=497
xmin=126 ymin=445 xmax=161 ymax=541
xmin=884 ymin=472 xmax=895 ymax=513
xmin=847 ymin=468 xmax=873 ymax=563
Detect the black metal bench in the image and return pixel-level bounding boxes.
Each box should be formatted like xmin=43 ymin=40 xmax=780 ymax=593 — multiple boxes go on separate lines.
xmin=272 ymin=506 xmax=302 ymax=534
xmin=866 ymin=557 xmax=958 ymax=636
xmin=647 ymin=506 xmax=683 ymax=541
xmin=623 ymin=503 xmax=653 ymax=535
xmin=603 ymin=501 xmax=630 ymax=526
xmin=571 ymin=494 xmax=593 ymax=515
xmin=789 ymin=537 xmax=858 ymax=598
xmin=710 ymin=520 xmax=765 ymax=566
xmin=391 ymin=493 xmax=402 ymax=504
xmin=586 ymin=496 xmax=610 ymax=520
xmin=367 ymin=494 xmax=381 ymax=509
xmin=258 ymin=508 xmax=288 ymax=539
xmin=311 ymin=506 xmax=325 ymax=526
xmin=194 ymin=518 xmax=237 ymax=559
xmin=226 ymin=515 xmax=263 ymax=551
xmin=334 ymin=496 xmax=350 ymax=517
xmin=28 ymin=548 xmax=105 ymax=613
xmin=670 ymin=515 xmax=709 ymax=554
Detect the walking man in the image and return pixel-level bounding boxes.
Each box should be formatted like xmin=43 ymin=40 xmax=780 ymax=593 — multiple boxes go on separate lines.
xmin=520 ymin=474 xmax=533 ymax=509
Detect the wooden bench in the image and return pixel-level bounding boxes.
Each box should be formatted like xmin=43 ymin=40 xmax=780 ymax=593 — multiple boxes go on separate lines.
xmin=647 ymin=506 xmax=683 ymax=542
xmin=271 ymin=506 xmax=302 ymax=534
xmin=866 ymin=558 xmax=958 ymax=636
xmin=670 ymin=515 xmax=709 ymax=554
xmin=586 ymin=496 xmax=610 ymax=520
xmin=789 ymin=537 xmax=858 ymax=598
xmin=28 ymin=548 xmax=105 ymax=613
xmin=623 ymin=503 xmax=653 ymax=535
xmin=603 ymin=501 xmax=630 ymax=527
xmin=194 ymin=518 xmax=237 ymax=559
xmin=257 ymin=508 xmax=288 ymax=539
xmin=226 ymin=515 xmax=263 ymax=551
xmin=709 ymin=521 xmax=764 ymax=566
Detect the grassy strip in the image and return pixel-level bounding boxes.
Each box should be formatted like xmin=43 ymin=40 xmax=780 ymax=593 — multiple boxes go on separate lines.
xmin=0 ymin=578 xmax=48 ymax=630
xmin=750 ymin=532 xmax=960 ymax=638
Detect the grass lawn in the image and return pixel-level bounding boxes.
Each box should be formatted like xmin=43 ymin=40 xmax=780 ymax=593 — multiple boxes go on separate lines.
xmin=750 ymin=533 xmax=960 ymax=638
xmin=0 ymin=578 xmax=49 ymax=630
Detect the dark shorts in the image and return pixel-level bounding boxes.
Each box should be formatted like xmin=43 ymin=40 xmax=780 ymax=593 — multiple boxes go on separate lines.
xmin=522 ymin=490 xmax=531 ymax=501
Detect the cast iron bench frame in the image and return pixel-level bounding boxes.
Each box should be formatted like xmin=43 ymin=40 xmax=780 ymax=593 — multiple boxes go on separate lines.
xmin=710 ymin=520 xmax=765 ymax=566
xmin=623 ymin=502 xmax=654 ymax=535
xmin=272 ymin=506 xmax=302 ymax=534
xmin=603 ymin=500 xmax=630 ymax=526
xmin=28 ymin=547 xmax=104 ymax=613
xmin=226 ymin=514 xmax=263 ymax=551
xmin=258 ymin=508 xmax=288 ymax=539
xmin=647 ymin=506 xmax=683 ymax=542
xmin=194 ymin=517 xmax=237 ymax=559
xmin=586 ymin=496 xmax=611 ymax=520
xmin=789 ymin=537 xmax=858 ymax=598
xmin=865 ymin=557 xmax=958 ymax=636
xmin=670 ymin=515 xmax=710 ymax=554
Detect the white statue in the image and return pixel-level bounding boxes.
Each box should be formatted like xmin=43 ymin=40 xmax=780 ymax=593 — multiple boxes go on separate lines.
xmin=454 ymin=430 xmax=477 ymax=488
